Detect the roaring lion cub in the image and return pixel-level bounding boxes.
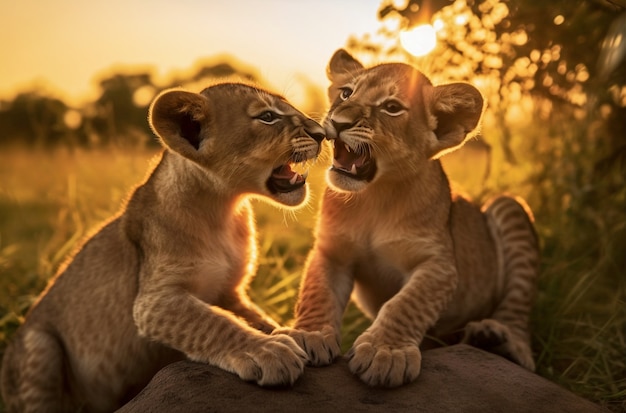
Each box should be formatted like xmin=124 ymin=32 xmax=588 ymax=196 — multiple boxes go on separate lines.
xmin=277 ymin=50 xmax=539 ymax=387
xmin=1 ymin=83 xmax=324 ymax=412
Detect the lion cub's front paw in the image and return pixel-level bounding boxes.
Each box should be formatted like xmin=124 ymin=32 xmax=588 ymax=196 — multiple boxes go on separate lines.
xmin=273 ymin=326 xmax=340 ymax=366
xmin=235 ymin=334 xmax=307 ymax=386
xmin=462 ymin=319 xmax=535 ymax=371
xmin=347 ymin=333 xmax=422 ymax=387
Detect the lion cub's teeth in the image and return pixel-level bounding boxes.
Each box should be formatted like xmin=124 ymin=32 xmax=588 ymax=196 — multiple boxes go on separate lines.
xmin=350 ymin=164 xmax=357 ymax=175
xmin=289 ymin=173 xmax=299 ymax=185
xmin=345 ymin=144 xmax=351 ymax=153
xmin=302 ymin=169 xmax=309 ymax=180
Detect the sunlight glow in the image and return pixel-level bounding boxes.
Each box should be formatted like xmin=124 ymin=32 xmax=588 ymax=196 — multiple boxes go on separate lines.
xmin=400 ymin=24 xmax=437 ymax=57
xmin=133 ymin=85 xmax=157 ymax=107
xmin=63 ymin=110 xmax=82 ymax=130
xmin=454 ymin=14 xmax=469 ymax=25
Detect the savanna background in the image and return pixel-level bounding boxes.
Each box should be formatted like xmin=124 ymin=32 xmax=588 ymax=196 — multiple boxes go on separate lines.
xmin=0 ymin=0 xmax=624 ymax=411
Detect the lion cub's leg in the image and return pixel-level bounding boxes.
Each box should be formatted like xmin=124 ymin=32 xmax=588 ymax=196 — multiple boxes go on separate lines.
xmin=1 ymin=329 xmax=75 ymax=413
xmin=463 ymin=196 xmax=539 ymax=371
xmin=133 ymin=289 xmax=307 ymax=387
xmin=272 ymin=250 xmax=352 ymax=366
xmin=222 ymin=294 xmax=280 ymax=334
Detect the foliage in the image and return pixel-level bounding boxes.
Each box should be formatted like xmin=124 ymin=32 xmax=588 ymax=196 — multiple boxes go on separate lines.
xmin=351 ymin=0 xmax=625 ymax=166
xmin=0 ymin=93 xmax=70 ymax=147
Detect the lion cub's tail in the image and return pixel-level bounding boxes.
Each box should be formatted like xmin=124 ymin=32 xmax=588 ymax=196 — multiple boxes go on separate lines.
xmin=483 ymin=195 xmax=540 ymax=338
xmin=1 ymin=328 xmax=73 ymax=412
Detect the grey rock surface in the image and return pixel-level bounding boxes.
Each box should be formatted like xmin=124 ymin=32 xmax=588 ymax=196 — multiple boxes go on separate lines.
xmin=117 ymin=344 xmax=608 ymax=413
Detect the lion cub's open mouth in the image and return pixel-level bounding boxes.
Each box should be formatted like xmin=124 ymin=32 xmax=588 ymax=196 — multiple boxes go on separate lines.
xmin=267 ymin=162 xmax=309 ymax=194
xmin=331 ymin=139 xmax=377 ymax=181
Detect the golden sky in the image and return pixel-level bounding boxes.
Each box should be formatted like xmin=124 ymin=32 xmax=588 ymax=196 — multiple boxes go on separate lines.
xmin=1 ymin=0 xmax=382 ymax=106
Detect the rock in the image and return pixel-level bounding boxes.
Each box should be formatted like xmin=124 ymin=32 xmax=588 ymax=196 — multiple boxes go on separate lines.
xmin=117 ymin=344 xmax=608 ymax=413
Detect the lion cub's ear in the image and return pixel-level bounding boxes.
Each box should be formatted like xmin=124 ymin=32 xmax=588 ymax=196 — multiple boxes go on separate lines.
xmin=149 ymin=89 xmax=210 ymax=160
xmin=426 ymin=83 xmax=484 ymax=158
xmin=327 ymin=49 xmax=364 ymax=81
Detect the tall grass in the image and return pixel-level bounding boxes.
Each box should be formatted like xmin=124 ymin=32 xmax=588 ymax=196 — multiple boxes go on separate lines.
xmin=0 ymin=147 xmax=156 ymax=346
xmin=0 ymin=142 xmax=623 ymax=412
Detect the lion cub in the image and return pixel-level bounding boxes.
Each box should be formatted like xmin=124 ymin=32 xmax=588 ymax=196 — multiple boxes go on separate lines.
xmin=277 ymin=50 xmax=539 ymax=387
xmin=1 ymin=83 xmax=324 ymax=412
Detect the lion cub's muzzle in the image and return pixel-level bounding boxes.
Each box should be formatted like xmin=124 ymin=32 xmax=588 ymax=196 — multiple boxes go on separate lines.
xmin=267 ymin=121 xmax=324 ymax=194
xmin=326 ymin=118 xmax=377 ymax=183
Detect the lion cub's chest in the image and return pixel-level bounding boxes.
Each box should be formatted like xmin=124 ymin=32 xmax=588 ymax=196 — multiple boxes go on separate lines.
xmin=325 ymin=194 xmax=434 ymax=316
xmin=349 ymin=233 xmax=412 ymax=317
xmin=187 ymin=211 xmax=254 ymax=304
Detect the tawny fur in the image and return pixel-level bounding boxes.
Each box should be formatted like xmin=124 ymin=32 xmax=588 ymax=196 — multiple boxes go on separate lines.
xmin=1 ymin=83 xmax=324 ymax=412
xmin=276 ymin=50 xmax=539 ymax=387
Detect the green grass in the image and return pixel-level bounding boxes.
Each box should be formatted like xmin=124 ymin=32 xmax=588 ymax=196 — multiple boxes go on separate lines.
xmin=0 ymin=144 xmax=624 ymax=412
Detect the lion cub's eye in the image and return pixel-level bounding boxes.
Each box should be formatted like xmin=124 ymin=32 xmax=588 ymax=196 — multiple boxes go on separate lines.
xmin=339 ymin=87 xmax=353 ymax=101
xmin=380 ymin=100 xmax=407 ymax=116
xmin=256 ymin=111 xmax=281 ymax=125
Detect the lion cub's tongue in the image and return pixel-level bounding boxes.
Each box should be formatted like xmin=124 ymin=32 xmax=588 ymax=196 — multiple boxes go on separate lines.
xmin=334 ymin=142 xmax=368 ymax=171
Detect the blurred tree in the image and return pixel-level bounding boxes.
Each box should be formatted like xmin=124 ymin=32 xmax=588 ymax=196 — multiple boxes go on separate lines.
xmin=87 ymin=72 xmax=155 ymax=146
xmin=191 ymin=62 xmax=256 ymax=82
xmin=0 ymin=92 xmax=79 ymax=147
xmin=0 ymin=58 xmax=271 ymax=148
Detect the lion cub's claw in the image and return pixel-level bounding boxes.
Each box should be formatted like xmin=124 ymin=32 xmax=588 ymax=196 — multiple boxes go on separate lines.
xmin=236 ymin=334 xmax=307 ymax=386
xmin=462 ymin=319 xmax=535 ymax=371
xmin=273 ymin=326 xmax=340 ymax=366
xmin=347 ymin=333 xmax=422 ymax=387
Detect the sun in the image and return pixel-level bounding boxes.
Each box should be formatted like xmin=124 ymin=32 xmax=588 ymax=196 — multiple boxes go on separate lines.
xmin=400 ymin=24 xmax=437 ymax=57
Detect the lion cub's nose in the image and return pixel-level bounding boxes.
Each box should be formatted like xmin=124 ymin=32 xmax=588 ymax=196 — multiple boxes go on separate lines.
xmin=304 ymin=121 xmax=325 ymax=143
xmin=330 ymin=118 xmax=355 ymax=136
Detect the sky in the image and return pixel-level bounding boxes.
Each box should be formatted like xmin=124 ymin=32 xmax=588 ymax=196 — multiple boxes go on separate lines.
xmin=0 ymin=0 xmax=383 ymax=107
